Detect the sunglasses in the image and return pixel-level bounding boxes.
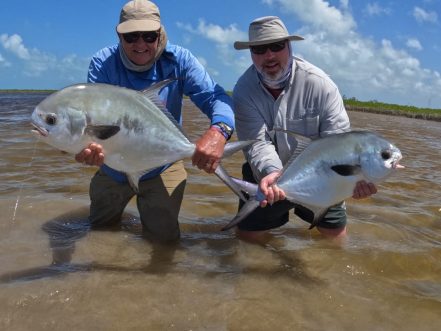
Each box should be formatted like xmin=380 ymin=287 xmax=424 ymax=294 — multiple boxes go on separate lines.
xmin=122 ymin=31 xmax=159 ymax=44
xmin=250 ymin=41 xmax=287 ymax=55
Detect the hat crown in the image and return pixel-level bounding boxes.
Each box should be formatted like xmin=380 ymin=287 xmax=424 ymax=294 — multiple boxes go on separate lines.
xmin=117 ymin=0 xmax=161 ymax=33
xmin=120 ymin=0 xmax=160 ymax=23
xmin=249 ymin=16 xmax=289 ymax=42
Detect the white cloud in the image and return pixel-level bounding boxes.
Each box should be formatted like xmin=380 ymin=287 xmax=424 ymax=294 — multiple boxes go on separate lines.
xmin=177 ymin=19 xmax=246 ymax=45
xmin=277 ymin=0 xmax=356 ymax=36
xmin=0 ymin=34 xmax=30 ymax=60
xmin=177 ymin=19 xmax=249 ymax=73
xmin=364 ymin=3 xmax=391 ymax=16
xmin=413 ymin=7 xmax=438 ymax=23
xmin=406 ymin=38 xmax=423 ymax=51
xmin=177 ymin=0 xmax=441 ymax=107
xmin=0 ymin=33 xmax=89 ymax=87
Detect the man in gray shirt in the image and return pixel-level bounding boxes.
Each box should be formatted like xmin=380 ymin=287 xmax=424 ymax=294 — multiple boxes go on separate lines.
xmin=233 ymin=16 xmax=377 ymax=241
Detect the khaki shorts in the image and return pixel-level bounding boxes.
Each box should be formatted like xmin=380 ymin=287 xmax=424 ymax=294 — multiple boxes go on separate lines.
xmin=89 ymin=161 xmax=187 ymax=242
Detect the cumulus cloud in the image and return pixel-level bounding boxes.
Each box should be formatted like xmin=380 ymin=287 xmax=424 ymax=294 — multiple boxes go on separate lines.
xmin=177 ymin=19 xmax=246 ymax=45
xmin=413 ymin=7 xmax=438 ymax=24
xmin=0 ymin=34 xmax=30 ymax=60
xmin=0 ymin=53 xmax=9 ymax=67
xmin=406 ymin=38 xmax=423 ymax=51
xmin=177 ymin=19 xmax=249 ymax=72
xmin=0 ymin=33 xmax=89 ymax=86
xmin=364 ymin=3 xmax=391 ymax=16
xmin=179 ymin=0 xmax=441 ymax=107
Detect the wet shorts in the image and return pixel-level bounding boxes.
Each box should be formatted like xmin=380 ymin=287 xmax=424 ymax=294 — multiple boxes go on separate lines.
xmin=89 ymin=161 xmax=187 ymax=242
xmin=237 ymin=163 xmax=347 ymax=232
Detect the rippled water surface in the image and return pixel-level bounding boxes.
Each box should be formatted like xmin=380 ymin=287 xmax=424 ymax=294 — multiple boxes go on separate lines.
xmin=0 ymin=93 xmax=440 ymax=331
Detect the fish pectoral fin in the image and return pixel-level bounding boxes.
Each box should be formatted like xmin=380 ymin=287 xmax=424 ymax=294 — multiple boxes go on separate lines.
xmin=330 ymin=164 xmax=362 ymax=176
xmin=85 ymin=125 xmax=120 ymax=140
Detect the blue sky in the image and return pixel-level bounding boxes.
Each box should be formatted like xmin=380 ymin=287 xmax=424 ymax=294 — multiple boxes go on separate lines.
xmin=1 ymin=0 xmax=440 ymax=108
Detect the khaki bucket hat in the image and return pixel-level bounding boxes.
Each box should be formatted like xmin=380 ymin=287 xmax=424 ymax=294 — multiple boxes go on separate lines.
xmin=234 ymin=16 xmax=304 ymax=50
xmin=116 ymin=0 xmax=161 ymax=33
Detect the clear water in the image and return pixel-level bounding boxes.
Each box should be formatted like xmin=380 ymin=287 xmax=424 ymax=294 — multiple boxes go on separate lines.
xmin=0 ymin=94 xmax=440 ymax=331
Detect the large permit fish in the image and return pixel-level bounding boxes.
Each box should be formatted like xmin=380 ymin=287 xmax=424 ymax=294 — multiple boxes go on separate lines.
xmin=30 ymin=79 xmax=251 ymax=195
xmin=222 ymin=131 xmax=404 ymax=230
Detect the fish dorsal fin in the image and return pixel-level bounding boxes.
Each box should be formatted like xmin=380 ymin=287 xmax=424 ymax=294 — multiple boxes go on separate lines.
xmin=331 ymin=164 xmax=362 ymax=176
xmin=271 ymin=128 xmax=313 ymax=177
xmin=273 ymin=128 xmax=313 ymax=157
xmin=85 ymin=125 xmax=120 ymax=140
xmin=140 ymin=78 xmax=189 ymax=139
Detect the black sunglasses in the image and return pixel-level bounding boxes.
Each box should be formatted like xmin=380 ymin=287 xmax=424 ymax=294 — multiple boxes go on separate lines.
xmin=250 ymin=41 xmax=287 ymax=55
xmin=122 ymin=31 xmax=159 ymax=44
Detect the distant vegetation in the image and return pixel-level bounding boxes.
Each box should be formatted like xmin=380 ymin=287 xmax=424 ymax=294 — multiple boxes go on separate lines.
xmin=0 ymin=89 xmax=56 ymax=94
xmin=343 ymin=96 xmax=441 ymax=122
xmin=1 ymin=89 xmax=440 ymax=121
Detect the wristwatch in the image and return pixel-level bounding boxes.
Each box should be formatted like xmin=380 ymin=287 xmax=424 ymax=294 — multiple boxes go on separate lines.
xmin=211 ymin=122 xmax=234 ymax=140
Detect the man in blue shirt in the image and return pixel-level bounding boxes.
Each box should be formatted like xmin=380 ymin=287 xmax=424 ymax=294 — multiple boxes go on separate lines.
xmin=75 ymin=0 xmax=235 ymax=242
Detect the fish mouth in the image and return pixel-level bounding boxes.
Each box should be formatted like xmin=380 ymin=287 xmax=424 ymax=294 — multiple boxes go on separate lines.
xmin=31 ymin=123 xmax=48 ymax=137
xmin=392 ymin=156 xmax=404 ymax=169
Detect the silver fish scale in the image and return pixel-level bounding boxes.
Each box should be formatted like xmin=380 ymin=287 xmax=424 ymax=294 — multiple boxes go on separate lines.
xmin=277 ymin=131 xmax=400 ymax=208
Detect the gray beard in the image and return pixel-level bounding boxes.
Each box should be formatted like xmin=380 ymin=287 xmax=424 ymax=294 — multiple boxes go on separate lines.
xmin=255 ymin=43 xmax=293 ymax=90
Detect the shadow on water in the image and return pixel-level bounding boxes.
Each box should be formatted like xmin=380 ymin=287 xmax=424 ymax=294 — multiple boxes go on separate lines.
xmin=0 ymin=207 xmax=320 ymax=286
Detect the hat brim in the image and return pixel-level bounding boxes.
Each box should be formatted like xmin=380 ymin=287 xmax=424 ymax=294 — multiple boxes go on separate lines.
xmin=234 ymin=35 xmax=304 ymax=50
xmin=117 ymin=20 xmax=161 ymax=33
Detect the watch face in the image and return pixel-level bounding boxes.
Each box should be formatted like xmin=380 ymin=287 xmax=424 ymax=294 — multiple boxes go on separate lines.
xmin=218 ymin=122 xmax=233 ymax=135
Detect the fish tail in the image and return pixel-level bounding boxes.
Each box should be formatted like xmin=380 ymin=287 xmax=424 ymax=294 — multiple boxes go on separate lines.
xmin=220 ymin=177 xmax=262 ymax=231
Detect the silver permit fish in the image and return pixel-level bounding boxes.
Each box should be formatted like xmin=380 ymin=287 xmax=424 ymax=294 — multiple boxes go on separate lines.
xmin=30 ymin=79 xmax=252 ymax=195
xmin=222 ymin=130 xmax=404 ymax=231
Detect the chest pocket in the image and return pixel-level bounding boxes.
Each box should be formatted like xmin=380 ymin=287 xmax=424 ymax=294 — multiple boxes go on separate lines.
xmin=287 ymin=115 xmax=320 ymax=138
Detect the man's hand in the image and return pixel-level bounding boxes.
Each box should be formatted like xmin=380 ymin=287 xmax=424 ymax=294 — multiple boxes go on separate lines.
xmin=352 ymin=180 xmax=377 ymax=199
xmin=259 ymin=170 xmax=285 ymax=208
xmin=192 ymin=128 xmax=226 ymax=174
xmin=75 ymin=143 xmax=104 ymax=166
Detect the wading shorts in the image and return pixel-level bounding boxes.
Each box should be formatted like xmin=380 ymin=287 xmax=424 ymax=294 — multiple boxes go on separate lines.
xmin=89 ymin=161 xmax=187 ymax=242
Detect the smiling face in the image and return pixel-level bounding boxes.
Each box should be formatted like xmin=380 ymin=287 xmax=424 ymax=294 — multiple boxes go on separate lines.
xmin=119 ymin=30 xmax=159 ymax=66
xmin=251 ymin=40 xmax=291 ymax=81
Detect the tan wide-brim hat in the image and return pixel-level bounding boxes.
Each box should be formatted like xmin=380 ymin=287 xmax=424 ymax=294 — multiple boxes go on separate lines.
xmin=116 ymin=0 xmax=161 ymax=33
xmin=234 ymin=16 xmax=304 ymax=50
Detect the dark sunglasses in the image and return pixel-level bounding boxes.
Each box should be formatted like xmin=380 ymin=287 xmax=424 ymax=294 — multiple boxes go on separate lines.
xmin=122 ymin=31 xmax=159 ymax=44
xmin=250 ymin=41 xmax=287 ymax=55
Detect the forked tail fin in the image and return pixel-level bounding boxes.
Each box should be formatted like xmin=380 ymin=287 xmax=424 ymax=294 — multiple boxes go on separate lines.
xmin=220 ymin=177 xmax=265 ymax=231
xmin=214 ymin=140 xmax=257 ymax=201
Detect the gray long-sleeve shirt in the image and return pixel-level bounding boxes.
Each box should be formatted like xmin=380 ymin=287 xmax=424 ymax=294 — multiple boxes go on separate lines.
xmin=233 ymin=56 xmax=350 ymax=182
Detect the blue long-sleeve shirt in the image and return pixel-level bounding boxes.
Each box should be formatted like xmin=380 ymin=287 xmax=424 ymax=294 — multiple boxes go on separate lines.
xmin=87 ymin=42 xmax=235 ymax=183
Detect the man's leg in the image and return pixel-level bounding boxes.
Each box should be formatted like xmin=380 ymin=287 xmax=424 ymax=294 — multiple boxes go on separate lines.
xmin=294 ymin=202 xmax=347 ymax=239
xmin=89 ymin=169 xmax=135 ymax=228
xmin=235 ymin=163 xmax=295 ymax=243
xmin=137 ymin=161 xmax=187 ymax=243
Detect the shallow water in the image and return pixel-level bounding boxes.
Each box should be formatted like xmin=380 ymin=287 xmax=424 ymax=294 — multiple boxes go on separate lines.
xmin=0 ymin=94 xmax=440 ymax=331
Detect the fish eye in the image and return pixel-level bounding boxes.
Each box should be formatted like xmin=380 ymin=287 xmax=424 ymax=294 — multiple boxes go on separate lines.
xmin=381 ymin=150 xmax=392 ymax=160
xmin=46 ymin=113 xmax=57 ymax=126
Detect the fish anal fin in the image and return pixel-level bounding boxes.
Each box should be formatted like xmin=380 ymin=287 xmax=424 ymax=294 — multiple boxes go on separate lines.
xmin=126 ymin=173 xmax=142 ymax=193
xmin=85 ymin=125 xmax=120 ymax=140
xmin=331 ymin=164 xmax=361 ymax=176
xmin=308 ymin=208 xmax=329 ymax=230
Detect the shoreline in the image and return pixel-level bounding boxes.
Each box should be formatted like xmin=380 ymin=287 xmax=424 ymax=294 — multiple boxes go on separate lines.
xmin=346 ymin=106 xmax=441 ymax=122
xmin=1 ymin=89 xmax=440 ymax=122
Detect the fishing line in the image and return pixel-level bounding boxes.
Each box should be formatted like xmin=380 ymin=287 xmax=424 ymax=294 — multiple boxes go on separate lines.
xmin=12 ymin=140 xmax=38 ymax=222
